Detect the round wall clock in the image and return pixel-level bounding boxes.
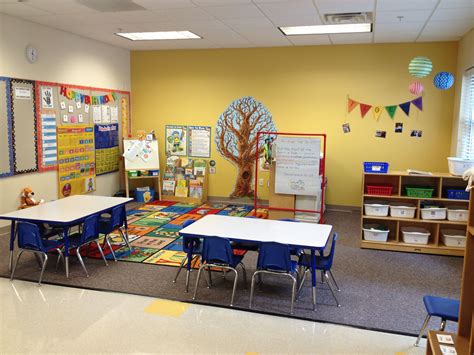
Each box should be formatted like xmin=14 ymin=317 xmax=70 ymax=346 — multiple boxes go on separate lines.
xmin=25 ymin=45 xmax=38 ymax=63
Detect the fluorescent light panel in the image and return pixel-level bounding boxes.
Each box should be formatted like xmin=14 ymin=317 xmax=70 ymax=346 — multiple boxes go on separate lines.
xmin=116 ymin=31 xmax=201 ymax=41
xmin=280 ymin=23 xmax=372 ymax=35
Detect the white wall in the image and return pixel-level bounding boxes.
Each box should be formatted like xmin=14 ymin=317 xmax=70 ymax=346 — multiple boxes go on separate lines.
xmin=0 ymin=14 xmax=130 ymax=227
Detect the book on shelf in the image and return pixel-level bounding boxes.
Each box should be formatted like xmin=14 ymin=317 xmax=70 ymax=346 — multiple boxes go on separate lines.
xmin=193 ymin=159 xmax=206 ymax=176
xmin=166 ymin=155 xmax=180 ymax=167
xmin=189 ymin=186 xmax=203 ymax=198
xmin=175 ymin=186 xmax=188 ymax=197
xmin=176 ymin=179 xmax=187 ymax=187
xmin=163 ymin=172 xmax=175 ymax=180
xmin=189 ymin=179 xmax=202 ymax=187
xmin=162 ymin=180 xmax=176 ymax=195
xmin=185 ymin=168 xmax=194 ymax=177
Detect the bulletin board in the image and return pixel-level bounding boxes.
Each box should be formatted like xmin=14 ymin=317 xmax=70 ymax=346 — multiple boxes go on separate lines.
xmin=123 ymin=139 xmax=160 ymax=171
xmin=11 ymin=79 xmax=38 ymax=174
xmin=0 ymin=77 xmax=13 ymax=177
xmin=95 ymin=123 xmax=119 ymax=175
xmin=57 ymin=125 xmax=96 ymax=198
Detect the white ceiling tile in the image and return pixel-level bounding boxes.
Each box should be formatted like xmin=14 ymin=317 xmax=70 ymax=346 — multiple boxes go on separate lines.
xmin=257 ymin=0 xmax=318 ymax=18
xmin=287 ymin=34 xmax=331 ymax=45
xmin=376 ymin=0 xmax=438 ymax=11
xmin=421 ymin=19 xmax=473 ymax=37
xmin=111 ymin=10 xmax=165 ymax=23
xmin=193 ymin=0 xmax=252 ymax=4
xmin=224 ymin=16 xmax=275 ymax=29
xmin=374 ymin=22 xmax=425 ymax=33
xmin=269 ymin=15 xmax=323 ymax=27
xmin=374 ymin=33 xmax=420 ymax=42
xmin=329 ymin=32 xmax=373 ymax=44
xmin=202 ymin=4 xmax=264 ymax=19
xmin=153 ymin=7 xmax=215 ymax=21
xmin=438 ymin=0 xmax=474 ymax=9
xmin=375 ymin=10 xmax=432 ymax=23
xmin=430 ymin=7 xmax=474 ymax=21
xmin=132 ymin=0 xmax=195 ymax=9
xmin=314 ymin=0 xmax=375 ymax=14
xmin=141 ymin=19 xmax=229 ymax=33
xmin=0 ymin=3 xmax=51 ymax=16
xmin=417 ymin=34 xmax=462 ymax=41
xmin=25 ymin=0 xmax=98 ymax=14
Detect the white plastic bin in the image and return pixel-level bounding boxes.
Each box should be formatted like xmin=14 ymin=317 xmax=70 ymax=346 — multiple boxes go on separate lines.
xmin=364 ymin=200 xmax=389 ymax=216
xmin=362 ymin=224 xmax=389 ymax=242
xmin=441 ymin=229 xmax=467 ymax=248
xmin=389 ymin=203 xmax=416 ymax=219
xmin=401 ymin=226 xmax=430 ymax=244
xmin=447 ymin=157 xmax=474 ymax=176
xmin=420 ymin=207 xmax=447 ymax=220
xmin=447 ymin=208 xmax=468 ymax=222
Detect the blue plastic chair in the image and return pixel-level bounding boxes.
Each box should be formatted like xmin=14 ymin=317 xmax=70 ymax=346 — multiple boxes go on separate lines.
xmin=298 ymin=233 xmax=340 ymax=307
xmin=173 ymin=220 xmax=202 ymax=292
xmin=63 ymin=214 xmax=107 ymax=277
xmin=99 ymin=206 xmax=130 ymax=262
xmin=414 ymin=295 xmax=460 ymax=346
xmin=193 ymin=236 xmax=247 ymax=307
xmin=10 ymin=222 xmax=64 ymax=286
xmin=249 ymin=242 xmax=299 ymax=314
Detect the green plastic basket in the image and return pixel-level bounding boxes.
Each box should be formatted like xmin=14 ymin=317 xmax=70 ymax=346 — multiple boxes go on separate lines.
xmin=405 ymin=186 xmax=434 ymax=198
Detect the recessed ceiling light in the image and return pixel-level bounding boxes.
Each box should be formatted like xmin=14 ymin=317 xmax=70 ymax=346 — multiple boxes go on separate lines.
xmin=115 ymin=31 xmax=202 ymax=41
xmin=279 ymin=23 xmax=372 ymax=36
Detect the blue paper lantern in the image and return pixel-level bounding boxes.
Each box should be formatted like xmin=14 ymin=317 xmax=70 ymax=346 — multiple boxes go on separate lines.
xmin=433 ymin=72 xmax=454 ymax=90
xmin=408 ymin=57 xmax=433 ymax=78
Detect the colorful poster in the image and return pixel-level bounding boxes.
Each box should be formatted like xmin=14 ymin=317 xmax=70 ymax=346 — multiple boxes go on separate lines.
xmin=57 ymin=125 xmax=96 ymax=198
xmin=188 ymin=126 xmax=211 ymax=158
xmin=40 ymin=112 xmax=57 ymax=168
xmin=165 ymin=125 xmax=187 ymax=156
xmin=94 ymin=123 xmax=119 ymax=175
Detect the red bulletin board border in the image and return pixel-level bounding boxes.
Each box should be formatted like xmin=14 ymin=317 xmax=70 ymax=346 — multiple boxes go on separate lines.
xmin=254 ymin=131 xmax=327 ymax=223
xmin=35 ymin=80 xmax=131 ymax=172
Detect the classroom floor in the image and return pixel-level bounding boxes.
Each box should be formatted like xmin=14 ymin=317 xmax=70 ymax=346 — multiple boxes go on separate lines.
xmin=0 ymin=278 xmax=426 ymax=354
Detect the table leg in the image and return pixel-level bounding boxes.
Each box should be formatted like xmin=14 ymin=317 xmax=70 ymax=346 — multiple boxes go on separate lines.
xmin=311 ymin=250 xmax=317 ymax=311
xmin=63 ymin=226 xmax=70 ymax=279
xmin=8 ymin=221 xmax=16 ymax=272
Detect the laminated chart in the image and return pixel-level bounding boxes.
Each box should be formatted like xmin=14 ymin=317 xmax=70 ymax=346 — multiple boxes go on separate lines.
xmin=94 ymin=123 xmax=119 ymax=175
xmin=57 ymin=125 xmax=96 ymax=198
xmin=39 ymin=111 xmax=57 ymax=168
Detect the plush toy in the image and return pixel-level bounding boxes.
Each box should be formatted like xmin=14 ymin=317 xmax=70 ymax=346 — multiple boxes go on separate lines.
xmin=19 ymin=187 xmax=44 ymax=209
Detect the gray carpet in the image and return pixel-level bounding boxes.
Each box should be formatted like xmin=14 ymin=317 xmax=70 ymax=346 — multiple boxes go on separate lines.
xmin=0 ymin=210 xmax=463 ymax=336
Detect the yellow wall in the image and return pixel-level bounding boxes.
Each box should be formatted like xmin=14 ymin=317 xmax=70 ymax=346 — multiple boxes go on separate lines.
xmin=131 ymin=42 xmax=458 ymax=207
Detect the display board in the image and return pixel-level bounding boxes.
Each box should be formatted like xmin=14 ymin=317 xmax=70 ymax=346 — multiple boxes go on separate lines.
xmin=11 ymin=79 xmax=38 ymax=174
xmin=275 ymin=136 xmax=321 ymax=196
xmin=57 ymin=125 xmax=96 ymax=198
xmin=0 ymin=77 xmax=13 ymax=177
xmin=123 ymin=139 xmax=160 ymax=171
xmin=95 ymin=123 xmax=119 ymax=175
xmin=165 ymin=125 xmax=187 ymax=156
xmin=188 ymin=126 xmax=211 ymax=158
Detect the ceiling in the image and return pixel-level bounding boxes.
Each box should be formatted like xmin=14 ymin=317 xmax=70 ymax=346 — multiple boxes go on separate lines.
xmin=0 ymin=0 xmax=472 ymax=50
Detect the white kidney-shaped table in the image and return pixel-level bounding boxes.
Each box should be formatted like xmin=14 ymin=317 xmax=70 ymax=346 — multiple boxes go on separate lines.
xmin=0 ymin=195 xmax=132 ymax=279
xmin=180 ymin=214 xmax=334 ymax=310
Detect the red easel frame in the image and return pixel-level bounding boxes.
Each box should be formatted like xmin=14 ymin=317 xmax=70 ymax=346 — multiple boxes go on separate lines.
xmin=254 ymin=132 xmax=327 ymax=223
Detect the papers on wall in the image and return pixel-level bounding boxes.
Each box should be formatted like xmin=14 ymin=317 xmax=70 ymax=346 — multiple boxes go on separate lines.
xmin=101 ymin=105 xmax=111 ymax=123
xmin=122 ymin=139 xmax=160 ymax=171
xmin=14 ymin=87 xmax=31 ymax=99
xmin=40 ymin=113 xmax=57 ymax=167
xmin=41 ymin=87 xmax=54 ymax=109
xmin=92 ymin=105 xmax=101 ymax=123
xmin=188 ymin=126 xmax=211 ymax=158
xmin=123 ymin=140 xmax=141 ymax=161
xmin=275 ymin=137 xmax=321 ymax=196
xmin=95 ymin=124 xmax=119 ymax=175
xmin=110 ymin=106 xmax=118 ymax=123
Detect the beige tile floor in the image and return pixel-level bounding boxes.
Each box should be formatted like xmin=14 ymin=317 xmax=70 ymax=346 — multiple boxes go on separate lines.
xmin=0 ymin=278 xmax=426 ymax=354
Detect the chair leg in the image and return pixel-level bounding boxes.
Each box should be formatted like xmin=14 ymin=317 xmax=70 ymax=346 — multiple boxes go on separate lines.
xmin=290 ymin=275 xmax=297 ymax=315
xmin=207 ymin=266 xmax=213 ymax=288
xmin=185 ymin=269 xmax=191 ymax=293
xmin=76 ymin=247 xmax=89 ymax=278
xmin=95 ymin=241 xmax=108 ymax=266
xmin=38 ymin=253 xmax=48 ymax=286
xmin=324 ymin=271 xmax=341 ymax=307
xmin=55 ymin=248 xmax=64 ymax=272
xmin=10 ymin=250 xmax=25 ymax=281
xmin=230 ymin=268 xmax=239 ymax=307
xmin=105 ymin=235 xmax=117 ymax=262
xmin=192 ymin=265 xmax=205 ymax=301
xmin=239 ymin=262 xmax=248 ymax=288
xmin=297 ymin=269 xmax=308 ymax=297
xmin=249 ymin=271 xmax=259 ymax=309
xmin=414 ymin=314 xmax=431 ymax=346
xmin=34 ymin=252 xmax=43 ymax=269
xmin=119 ymin=228 xmax=131 ymax=251
xmin=320 ymin=270 xmax=324 ymax=284
xmin=173 ymin=257 xmax=187 ymax=283
xmin=328 ymin=270 xmax=341 ymax=291
xmin=440 ymin=319 xmax=447 ymax=331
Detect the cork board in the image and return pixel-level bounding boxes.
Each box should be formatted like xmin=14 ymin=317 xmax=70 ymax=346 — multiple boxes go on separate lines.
xmin=0 ymin=77 xmax=13 ymax=177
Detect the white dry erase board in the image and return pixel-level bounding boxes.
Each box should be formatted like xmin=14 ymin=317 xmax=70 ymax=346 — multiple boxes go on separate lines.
xmin=275 ymin=136 xmax=320 ymax=196
xmin=123 ymin=139 xmax=160 ymax=171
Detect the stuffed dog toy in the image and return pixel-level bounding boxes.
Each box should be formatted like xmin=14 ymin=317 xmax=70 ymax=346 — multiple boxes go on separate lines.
xmin=19 ymin=187 xmax=44 ymax=209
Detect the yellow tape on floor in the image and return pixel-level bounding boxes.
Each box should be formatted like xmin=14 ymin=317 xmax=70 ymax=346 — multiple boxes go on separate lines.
xmin=144 ymin=299 xmax=189 ymax=318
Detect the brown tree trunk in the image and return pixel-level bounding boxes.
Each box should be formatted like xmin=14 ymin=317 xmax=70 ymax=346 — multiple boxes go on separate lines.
xmin=231 ymin=160 xmax=255 ymax=197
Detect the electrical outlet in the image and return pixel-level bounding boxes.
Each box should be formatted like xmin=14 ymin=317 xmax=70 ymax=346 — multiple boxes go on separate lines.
xmin=259 ymin=178 xmax=264 ymax=186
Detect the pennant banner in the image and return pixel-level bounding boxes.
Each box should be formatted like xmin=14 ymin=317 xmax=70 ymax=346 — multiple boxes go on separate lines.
xmin=348 ymin=98 xmax=359 ymax=113
xmin=360 ymin=103 xmax=372 ymax=118
xmin=59 ymin=86 xmax=118 ymax=105
xmin=348 ymin=96 xmax=423 ymax=119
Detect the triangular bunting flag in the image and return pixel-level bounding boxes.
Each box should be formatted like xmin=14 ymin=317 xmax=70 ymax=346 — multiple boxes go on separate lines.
xmin=399 ymin=102 xmax=411 ymax=117
xmin=385 ymin=105 xmax=397 ymax=119
xmin=360 ymin=103 xmax=372 ymax=118
xmin=348 ymin=98 xmax=359 ymax=113
xmin=412 ymin=96 xmax=423 ymax=111
xmin=373 ymin=106 xmax=383 ymax=121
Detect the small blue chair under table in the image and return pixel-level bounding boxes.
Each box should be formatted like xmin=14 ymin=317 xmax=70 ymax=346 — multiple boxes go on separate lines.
xmin=99 ymin=206 xmax=130 ymax=261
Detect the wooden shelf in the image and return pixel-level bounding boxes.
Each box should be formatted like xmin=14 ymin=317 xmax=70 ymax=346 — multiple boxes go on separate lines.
xmin=361 ymin=172 xmax=468 ymax=257
xmin=427 ymin=331 xmax=470 ymax=355
xmin=127 ymin=175 xmax=160 ymax=179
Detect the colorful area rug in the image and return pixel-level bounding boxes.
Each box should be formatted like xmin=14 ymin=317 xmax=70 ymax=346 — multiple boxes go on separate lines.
xmin=95 ymin=201 xmax=266 ymax=267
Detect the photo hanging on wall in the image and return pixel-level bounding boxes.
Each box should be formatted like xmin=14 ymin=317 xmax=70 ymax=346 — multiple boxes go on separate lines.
xmin=165 ymin=125 xmax=187 ymax=156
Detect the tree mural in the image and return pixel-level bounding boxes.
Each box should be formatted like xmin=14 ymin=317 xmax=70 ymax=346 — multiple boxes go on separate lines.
xmin=215 ymin=96 xmax=277 ymax=197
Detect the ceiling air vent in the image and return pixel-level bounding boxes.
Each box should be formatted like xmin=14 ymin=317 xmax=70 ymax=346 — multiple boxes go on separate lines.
xmin=76 ymin=0 xmax=145 ymax=12
xmin=323 ymin=12 xmax=373 ymax=24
